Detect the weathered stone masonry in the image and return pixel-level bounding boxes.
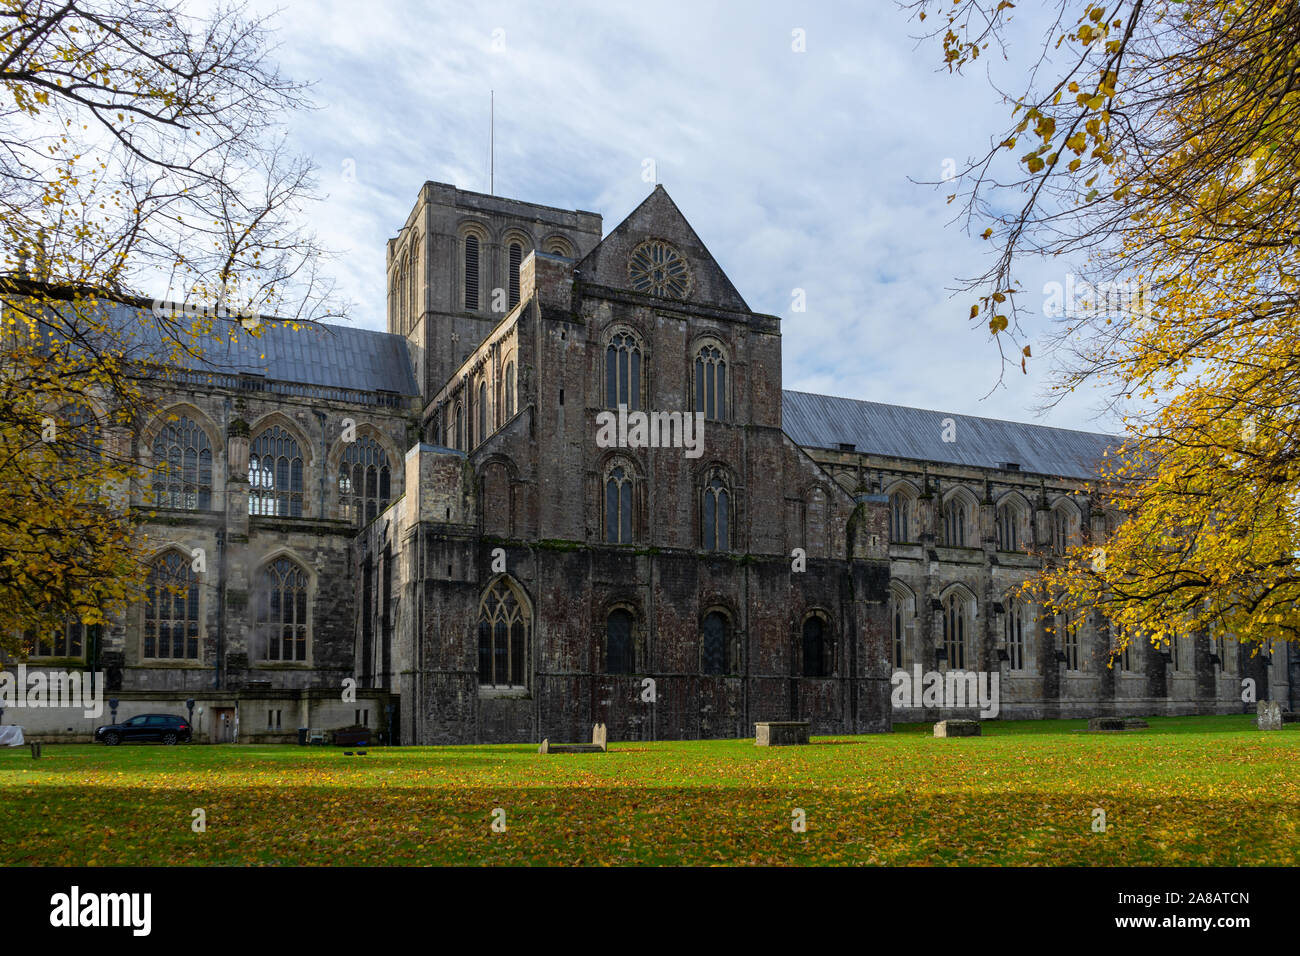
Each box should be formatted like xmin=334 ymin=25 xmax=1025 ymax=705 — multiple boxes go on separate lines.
xmin=10 ymin=179 xmax=1291 ymax=743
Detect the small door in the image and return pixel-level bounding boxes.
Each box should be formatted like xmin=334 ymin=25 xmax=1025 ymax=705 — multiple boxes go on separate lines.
xmin=213 ymin=708 xmax=235 ymax=743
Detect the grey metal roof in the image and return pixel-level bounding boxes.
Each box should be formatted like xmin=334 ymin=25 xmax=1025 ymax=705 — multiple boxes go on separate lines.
xmin=101 ymin=302 xmax=419 ymax=396
xmin=782 ymin=389 xmax=1117 ymax=480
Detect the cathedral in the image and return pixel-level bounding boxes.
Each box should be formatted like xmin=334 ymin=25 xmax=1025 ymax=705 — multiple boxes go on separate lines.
xmin=12 ymin=181 xmax=1292 ymax=744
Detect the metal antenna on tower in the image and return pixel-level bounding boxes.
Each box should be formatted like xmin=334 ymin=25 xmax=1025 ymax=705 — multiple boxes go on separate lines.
xmin=490 ymin=90 xmax=494 ymax=196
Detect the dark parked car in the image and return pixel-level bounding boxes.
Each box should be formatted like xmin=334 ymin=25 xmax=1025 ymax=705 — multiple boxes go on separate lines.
xmin=95 ymin=714 xmax=192 ymax=746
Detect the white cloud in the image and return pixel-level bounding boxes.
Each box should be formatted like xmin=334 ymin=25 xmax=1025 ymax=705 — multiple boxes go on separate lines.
xmin=249 ymin=0 xmax=1120 ymax=434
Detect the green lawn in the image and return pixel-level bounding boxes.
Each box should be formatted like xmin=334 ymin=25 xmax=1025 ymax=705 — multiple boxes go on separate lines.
xmin=2 ymin=714 xmax=1296 ymax=865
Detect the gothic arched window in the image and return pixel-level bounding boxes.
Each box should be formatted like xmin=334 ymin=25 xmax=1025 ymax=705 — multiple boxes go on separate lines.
xmin=1004 ymin=596 xmax=1027 ymax=670
xmin=33 ymin=619 xmax=85 ymax=659
xmin=1052 ymin=505 xmax=1079 ymax=555
xmin=694 ymin=343 xmax=726 ymax=421
xmin=454 ymin=401 xmax=464 ymax=451
xmin=504 ymin=361 xmax=516 ymax=418
xmin=477 ymin=380 xmax=488 ymax=447
xmin=802 ymin=614 xmax=828 ymax=677
xmin=702 ymin=469 xmax=730 ymax=551
xmin=62 ymin=402 xmax=101 ymax=464
xmin=1058 ymin=609 xmax=1082 ymax=670
xmin=943 ymin=496 xmax=969 ymax=547
xmin=398 ymin=262 xmax=407 ymax=331
xmin=606 ymin=330 xmax=642 ymax=410
xmin=339 ymin=436 xmax=391 ymax=527
xmin=256 ymin=556 xmax=309 ymax=662
xmin=409 ymin=237 xmax=420 ymax=322
xmin=997 ymin=499 xmax=1023 ymax=552
xmin=890 ymin=584 xmax=915 ymax=670
xmin=605 ymin=463 xmax=634 ymax=544
xmin=151 ymin=414 xmax=213 ymax=511
xmin=477 ymin=577 xmax=530 ymax=688
xmin=942 ymin=591 xmax=972 ymax=669
xmin=607 ymin=608 xmax=635 ymax=675
xmin=701 ymin=610 xmax=730 ymax=675
xmin=1112 ymin=623 xmax=1134 ymax=672
xmin=464 ymin=234 xmax=481 ymax=311
xmin=889 ymin=488 xmax=913 ymax=542
xmin=145 ymin=550 xmax=200 ymax=659
xmin=249 ymin=425 xmax=304 ymax=517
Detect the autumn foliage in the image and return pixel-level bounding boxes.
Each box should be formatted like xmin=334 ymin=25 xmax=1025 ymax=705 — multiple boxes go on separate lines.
xmin=917 ymin=0 xmax=1300 ymax=655
xmin=0 ymin=1 xmax=328 ymax=652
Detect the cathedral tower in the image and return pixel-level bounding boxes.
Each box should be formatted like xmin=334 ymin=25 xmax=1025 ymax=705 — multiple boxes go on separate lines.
xmin=385 ymin=182 xmax=602 ymax=399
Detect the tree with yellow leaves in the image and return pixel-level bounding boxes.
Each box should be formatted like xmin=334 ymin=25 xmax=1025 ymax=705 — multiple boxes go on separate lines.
xmin=914 ymin=0 xmax=1300 ymax=657
xmin=0 ymin=1 xmax=336 ymax=653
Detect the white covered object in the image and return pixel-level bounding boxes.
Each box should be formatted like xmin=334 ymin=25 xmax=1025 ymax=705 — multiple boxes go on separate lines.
xmin=0 ymin=726 xmax=25 ymax=746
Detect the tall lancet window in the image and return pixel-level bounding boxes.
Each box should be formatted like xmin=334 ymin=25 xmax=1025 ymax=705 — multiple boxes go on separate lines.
xmin=694 ymin=344 xmax=726 ymax=421
xmin=606 ymin=331 xmax=642 ymax=410
xmin=605 ymin=464 xmax=634 ymax=543
xmin=702 ymin=469 xmax=730 ymax=552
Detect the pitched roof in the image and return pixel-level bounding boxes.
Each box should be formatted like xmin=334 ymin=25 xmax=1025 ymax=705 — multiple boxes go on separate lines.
xmin=575 ymin=185 xmax=751 ymax=313
xmin=781 ymin=389 xmax=1117 ymax=481
xmin=99 ymin=302 xmax=419 ymax=397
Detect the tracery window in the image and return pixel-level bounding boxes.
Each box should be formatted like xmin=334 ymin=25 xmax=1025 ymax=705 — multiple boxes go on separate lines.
xmin=694 ymin=344 xmax=726 ymax=421
xmin=477 ymin=577 xmax=530 ymax=688
xmin=628 ymin=239 xmax=690 ymax=299
xmin=942 ymin=591 xmax=972 ymax=669
xmin=606 ymin=330 xmax=642 ymax=410
xmin=889 ymin=489 xmax=913 ymax=542
xmin=144 ymin=550 xmax=200 ymax=659
xmin=605 ymin=464 xmax=634 ymax=544
xmin=1004 ymin=597 xmax=1027 ymax=670
xmin=702 ymin=469 xmax=730 ymax=551
xmin=997 ymin=500 xmax=1023 ymax=552
xmin=943 ymin=497 xmax=969 ymax=547
xmin=1060 ymin=610 xmax=1082 ymax=670
xmin=151 ymin=415 xmax=212 ymax=510
xmin=256 ymin=556 xmax=309 ymax=662
xmin=339 ymin=436 xmax=391 ymax=527
xmin=249 ymin=425 xmax=304 ymax=517
xmin=32 ymin=620 xmax=85 ymax=659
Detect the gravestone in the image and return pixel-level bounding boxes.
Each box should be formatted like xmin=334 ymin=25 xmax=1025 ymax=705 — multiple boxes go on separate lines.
xmin=754 ymin=721 xmax=810 ymax=746
xmin=539 ymin=723 xmax=607 ymax=754
xmin=1088 ymin=717 xmax=1127 ymax=732
xmin=1258 ymin=701 xmax=1283 ymax=731
xmin=1088 ymin=717 xmax=1149 ymax=732
xmin=934 ymin=719 xmax=980 ymax=737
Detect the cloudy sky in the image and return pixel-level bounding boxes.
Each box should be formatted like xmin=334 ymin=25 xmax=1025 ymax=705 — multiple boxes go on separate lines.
xmin=247 ymin=0 xmax=1116 ymax=435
